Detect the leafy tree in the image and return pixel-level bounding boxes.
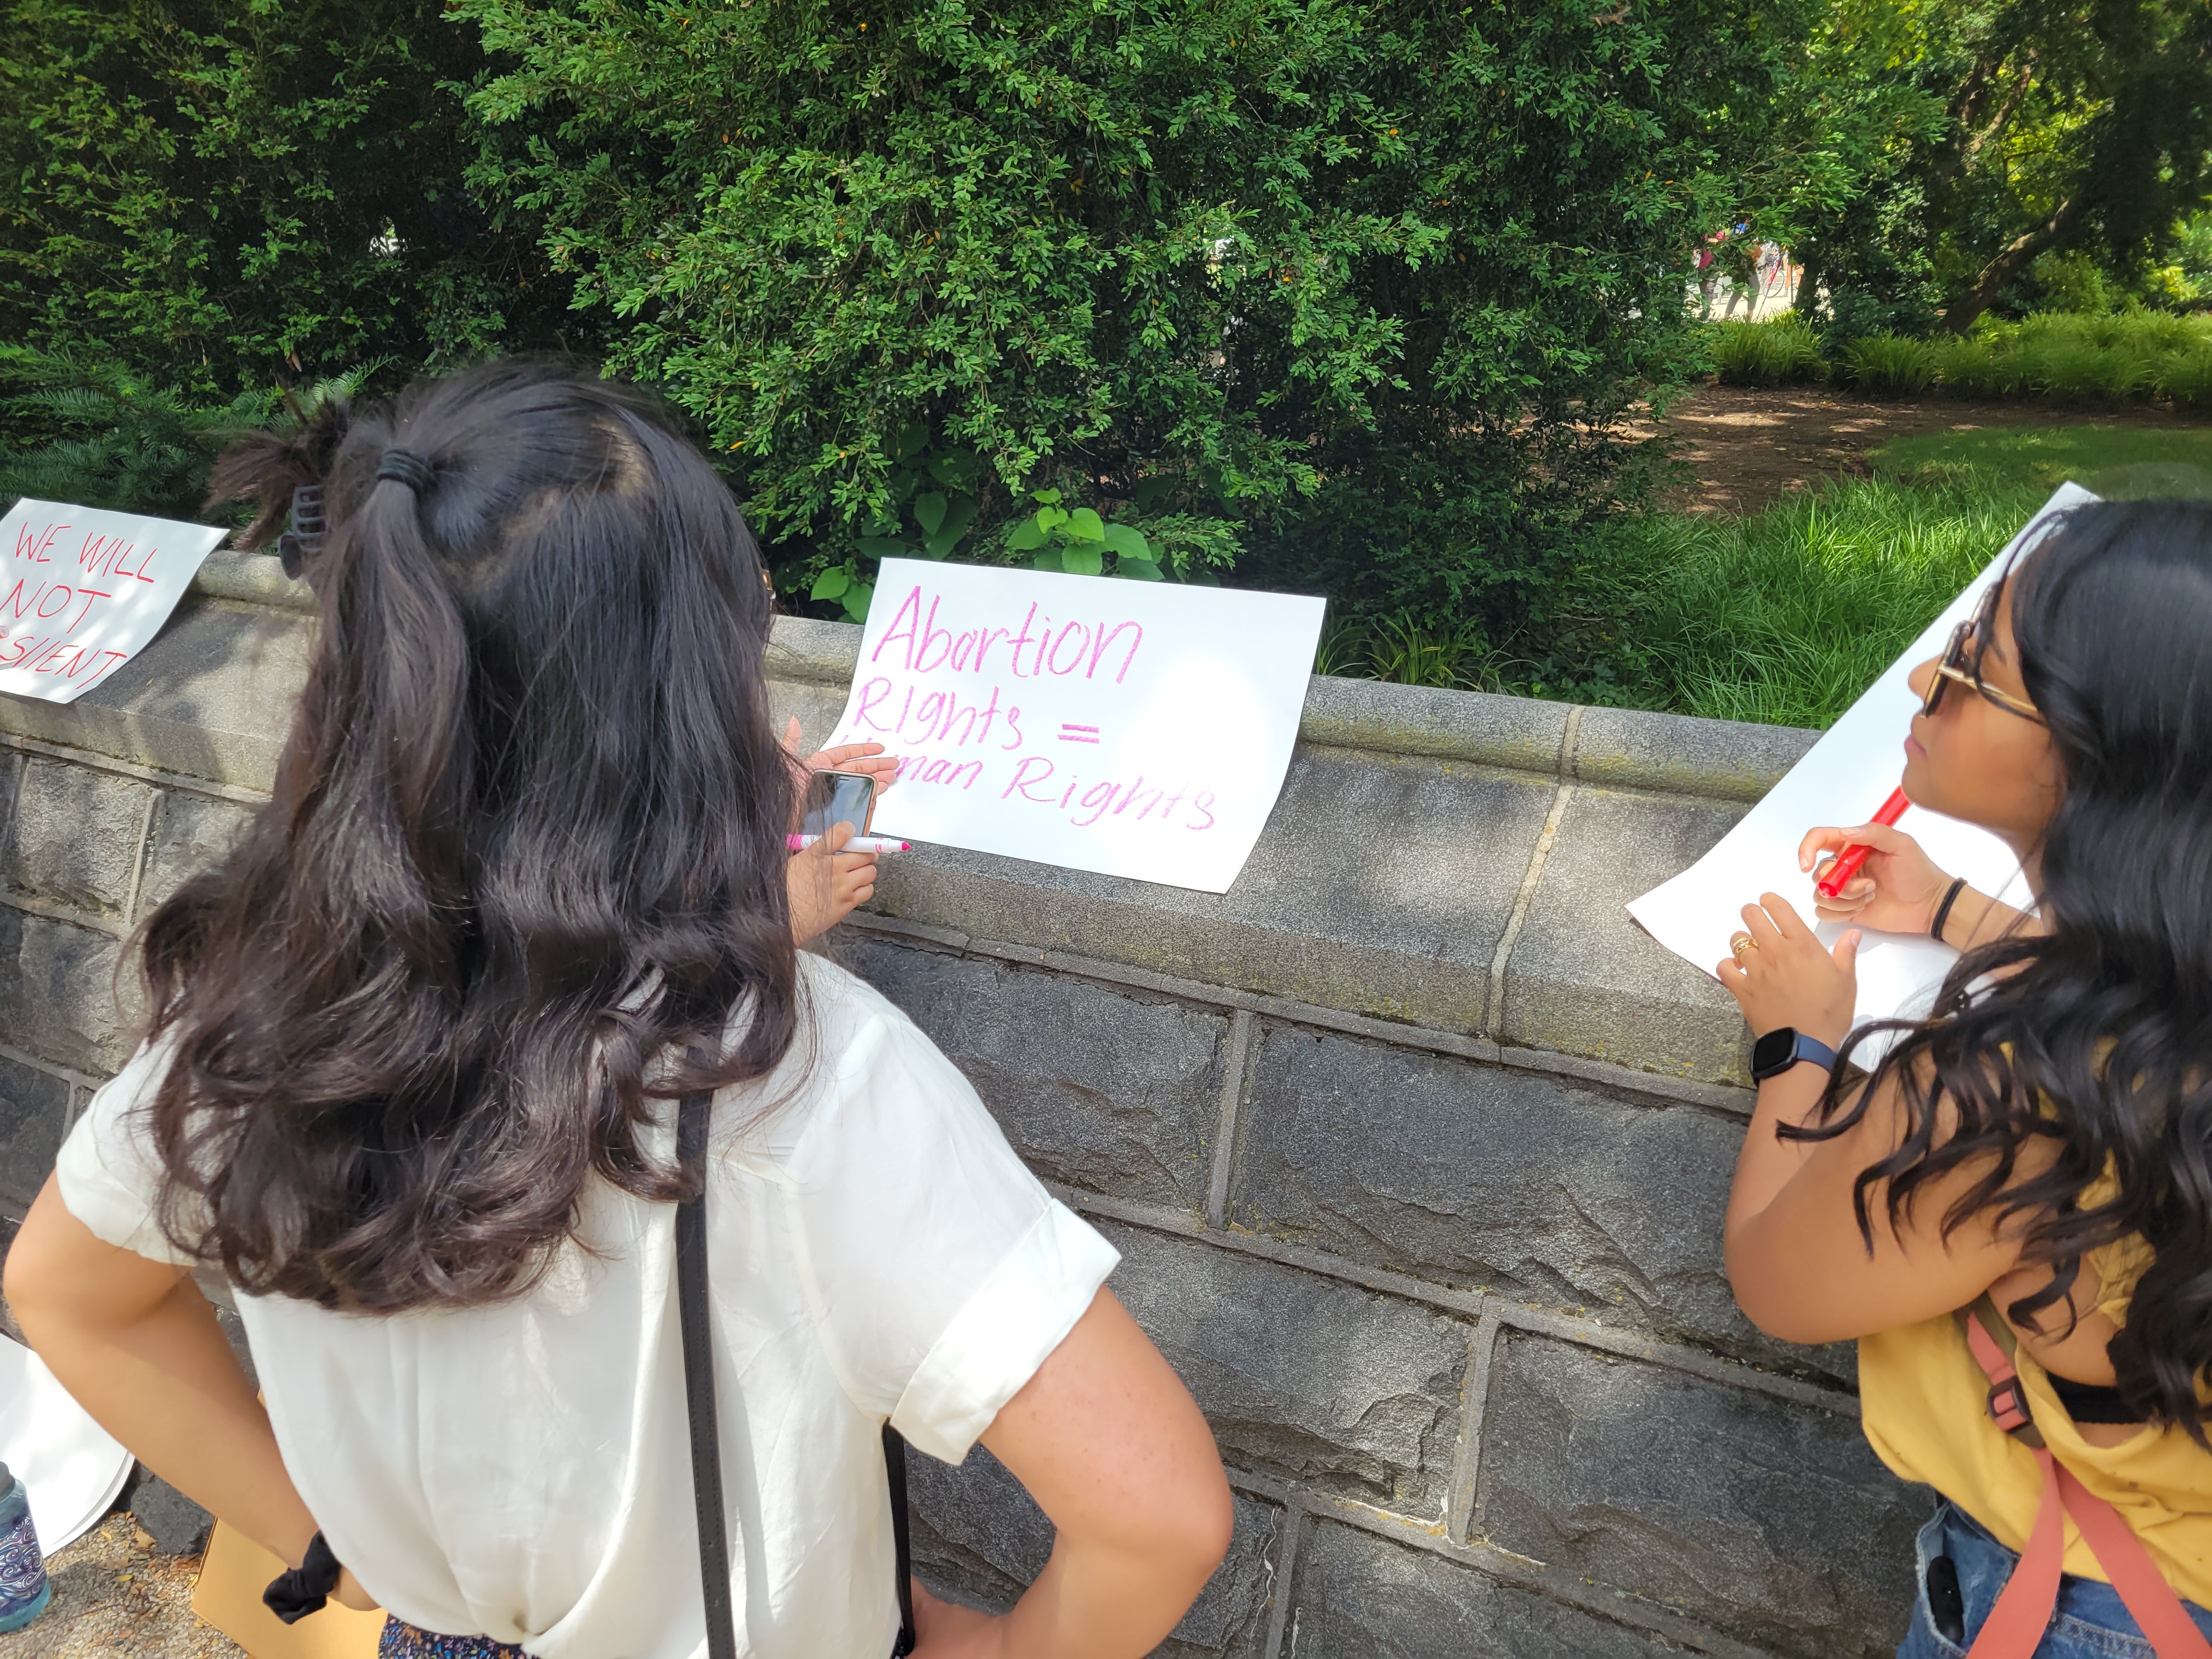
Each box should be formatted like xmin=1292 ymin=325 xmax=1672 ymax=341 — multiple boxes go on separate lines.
xmin=459 ymin=0 xmax=1795 ymax=639
xmin=0 ymin=0 xmax=580 ymax=397
xmin=1784 ymin=0 xmax=2212 ymax=337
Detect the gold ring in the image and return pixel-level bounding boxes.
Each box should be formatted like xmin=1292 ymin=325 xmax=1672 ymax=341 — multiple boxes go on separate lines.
xmin=1729 ymin=933 xmax=1756 ymax=960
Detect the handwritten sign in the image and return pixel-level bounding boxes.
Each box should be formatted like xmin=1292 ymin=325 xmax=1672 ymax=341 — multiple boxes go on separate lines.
xmin=824 ymin=558 xmax=1325 ymax=892
xmin=2 ymin=499 xmax=229 ymax=704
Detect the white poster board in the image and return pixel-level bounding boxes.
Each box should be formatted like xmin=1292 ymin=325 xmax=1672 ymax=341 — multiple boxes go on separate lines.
xmin=0 ymin=1334 xmax=134 ymax=1555
xmin=1628 ymin=484 xmax=2090 ymax=1034
xmin=2 ymin=499 xmax=229 ymax=703
xmin=823 ymin=559 xmax=1326 ymax=892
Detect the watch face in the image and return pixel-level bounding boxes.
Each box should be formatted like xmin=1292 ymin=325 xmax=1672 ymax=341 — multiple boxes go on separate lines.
xmin=1752 ymin=1028 xmax=1797 ymax=1078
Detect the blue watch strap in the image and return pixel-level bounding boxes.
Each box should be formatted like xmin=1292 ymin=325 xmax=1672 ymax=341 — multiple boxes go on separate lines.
xmin=1790 ymin=1032 xmax=1838 ymax=1073
xmin=1753 ymin=1027 xmax=1839 ymax=1081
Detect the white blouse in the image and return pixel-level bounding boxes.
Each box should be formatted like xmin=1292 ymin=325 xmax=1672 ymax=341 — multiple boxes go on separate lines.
xmin=57 ymin=955 xmax=1119 ymax=1658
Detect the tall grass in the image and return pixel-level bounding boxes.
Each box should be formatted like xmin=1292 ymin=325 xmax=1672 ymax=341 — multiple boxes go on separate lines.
xmin=1607 ymin=477 xmax=2048 ymax=729
xmin=1700 ymin=312 xmax=2212 ymax=406
xmin=1709 ymin=318 xmax=1826 ymax=386
xmin=1837 ymin=333 xmax=1937 ymax=396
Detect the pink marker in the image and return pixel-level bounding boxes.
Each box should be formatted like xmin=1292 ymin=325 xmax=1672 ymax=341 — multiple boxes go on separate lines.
xmin=786 ymin=834 xmax=911 ymax=854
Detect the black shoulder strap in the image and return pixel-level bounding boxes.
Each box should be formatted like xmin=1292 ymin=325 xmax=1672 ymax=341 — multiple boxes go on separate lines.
xmin=676 ymin=1091 xmax=739 ymax=1659
xmin=676 ymin=1091 xmax=920 ymax=1659
xmin=884 ymin=1424 xmax=918 ymax=1656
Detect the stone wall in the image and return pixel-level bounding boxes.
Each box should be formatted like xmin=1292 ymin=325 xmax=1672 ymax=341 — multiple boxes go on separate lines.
xmin=0 ymin=557 xmax=1930 ymax=1657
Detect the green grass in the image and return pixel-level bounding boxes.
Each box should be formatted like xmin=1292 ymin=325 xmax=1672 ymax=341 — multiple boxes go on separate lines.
xmin=1325 ymin=420 xmax=2212 ymax=728
xmin=1867 ymin=422 xmax=2212 ymax=498
xmin=1601 ymin=476 xmax=2051 ymax=729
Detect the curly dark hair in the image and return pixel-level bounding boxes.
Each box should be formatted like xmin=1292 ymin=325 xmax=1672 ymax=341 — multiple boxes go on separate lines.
xmin=141 ymin=359 xmax=802 ymax=1312
xmin=1799 ymin=499 xmax=2212 ymax=1440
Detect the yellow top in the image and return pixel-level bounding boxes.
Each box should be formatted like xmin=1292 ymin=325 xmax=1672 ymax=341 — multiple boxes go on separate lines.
xmin=1859 ymin=1216 xmax=2212 ymax=1603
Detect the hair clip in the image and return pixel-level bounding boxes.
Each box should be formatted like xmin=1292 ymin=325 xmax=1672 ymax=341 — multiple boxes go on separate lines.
xmin=278 ymin=484 xmax=326 ymax=580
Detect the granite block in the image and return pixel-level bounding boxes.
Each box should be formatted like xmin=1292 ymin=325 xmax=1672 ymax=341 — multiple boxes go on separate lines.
xmin=1287 ymin=1519 xmax=1688 ymax=1658
xmin=4 ymin=758 xmax=157 ymax=920
xmin=1477 ymin=1332 xmax=1919 ymax=1657
xmin=0 ymin=1052 xmax=70 ymax=1212
xmin=0 ymin=906 xmax=135 ymax=1074
xmin=135 ymin=790 xmax=257 ymax=916
xmin=1231 ymin=1025 xmax=1848 ymax=1379
xmin=1104 ymin=1222 xmax=1467 ymax=1513
xmin=845 ymin=938 xmax=1224 ymax=1210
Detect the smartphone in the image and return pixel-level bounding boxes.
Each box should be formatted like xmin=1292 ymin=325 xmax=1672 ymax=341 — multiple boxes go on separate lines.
xmin=802 ymin=770 xmax=878 ymax=839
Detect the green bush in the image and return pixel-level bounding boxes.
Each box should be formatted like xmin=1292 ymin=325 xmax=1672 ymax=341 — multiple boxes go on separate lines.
xmin=0 ymin=348 xmax=376 ymax=523
xmin=460 ymin=0 xmax=1791 ymax=635
xmin=1838 ymin=332 xmax=1937 ymax=396
xmin=1709 ymin=319 xmax=1828 ymax=386
xmin=0 ymin=1 xmax=578 ymax=397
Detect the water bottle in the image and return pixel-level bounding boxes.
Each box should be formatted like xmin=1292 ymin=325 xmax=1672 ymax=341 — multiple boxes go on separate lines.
xmin=0 ymin=1460 xmax=52 ymax=1632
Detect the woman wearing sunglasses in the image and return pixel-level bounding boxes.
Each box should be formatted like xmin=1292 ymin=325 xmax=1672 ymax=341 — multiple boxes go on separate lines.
xmin=1714 ymin=500 xmax=2212 ymax=1657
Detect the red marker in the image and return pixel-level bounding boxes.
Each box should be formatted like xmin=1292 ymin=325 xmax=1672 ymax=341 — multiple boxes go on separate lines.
xmin=1815 ymin=786 xmax=1910 ymax=899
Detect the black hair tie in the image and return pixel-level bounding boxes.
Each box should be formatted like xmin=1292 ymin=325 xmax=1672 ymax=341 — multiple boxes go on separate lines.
xmin=263 ymin=1530 xmax=344 ymax=1624
xmin=375 ymin=447 xmax=436 ymax=495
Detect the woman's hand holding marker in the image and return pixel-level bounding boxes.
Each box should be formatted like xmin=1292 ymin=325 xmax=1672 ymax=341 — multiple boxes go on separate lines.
xmin=1800 ymin=819 xmax=1955 ymax=933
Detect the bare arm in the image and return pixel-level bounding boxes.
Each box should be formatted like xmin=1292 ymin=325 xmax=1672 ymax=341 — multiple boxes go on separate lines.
xmin=910 ymin=1288 xmax=1232 ymax=1659
xmin=1717 ymin=893 xmax=2030 ymax=1345
xmin=3 ymin=1175 xmax=376 ymax=1609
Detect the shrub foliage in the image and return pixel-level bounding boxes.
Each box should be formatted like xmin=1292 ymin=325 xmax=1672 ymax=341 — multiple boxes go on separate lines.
xmin=0 ymin=0 xmax=578 ymax=397
xmin=460 ymin=0 xmax=1792 ymax=632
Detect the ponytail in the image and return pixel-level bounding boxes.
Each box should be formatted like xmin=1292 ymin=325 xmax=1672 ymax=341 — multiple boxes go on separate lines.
xmin=148 ymin=360 xmax=801 ymax=1313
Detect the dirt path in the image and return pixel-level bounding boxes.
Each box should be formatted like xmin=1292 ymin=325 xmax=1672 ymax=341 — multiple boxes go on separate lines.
xmin=1642 ymin=386 xmax=2212 ymax=516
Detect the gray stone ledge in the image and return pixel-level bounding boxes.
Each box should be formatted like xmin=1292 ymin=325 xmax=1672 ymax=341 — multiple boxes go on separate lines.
xmin=843 ymin=913 xmax=1756 ymax=1115
xmin=0 ymin=598 xmax=314 ymax=789
xmin=770 ymin=613 xmax=1816 ymax=799
xmin=1057 ymin=1187 xmax=1849 ymax=1419
xmin=1229 ymin=1469 xmax=1771 ymax=1659
xmin=1573 ymin=704 xmax=1820 ymax=804
xmin=191 ymin=549 xmax=315 ymax=613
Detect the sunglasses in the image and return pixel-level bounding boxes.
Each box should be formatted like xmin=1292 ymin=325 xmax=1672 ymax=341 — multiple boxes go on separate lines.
xmin=1921 ymin=585 xmax=2044 ymax=723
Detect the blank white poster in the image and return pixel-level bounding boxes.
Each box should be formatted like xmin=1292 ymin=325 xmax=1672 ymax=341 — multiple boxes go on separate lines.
xmin=1628 ymin=484 xmax=2092 ymax=1033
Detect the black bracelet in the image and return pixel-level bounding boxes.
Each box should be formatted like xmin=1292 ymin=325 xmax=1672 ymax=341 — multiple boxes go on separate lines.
xmin=263 ymin=1531 xmax=343 ymax=1624
xmin=1930 ymin=876 xmax=1969 ymax=945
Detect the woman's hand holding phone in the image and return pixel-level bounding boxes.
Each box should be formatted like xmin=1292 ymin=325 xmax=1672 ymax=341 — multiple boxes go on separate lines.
xmin=781 ymin=718 xmax=900 ymax=792
xmin=787 ymin=820 xmax=878 ymax=944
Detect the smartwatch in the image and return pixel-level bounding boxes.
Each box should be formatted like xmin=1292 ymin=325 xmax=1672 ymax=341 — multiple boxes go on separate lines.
xmin=1751 ymin=1027 xmax=1838 ymax=1083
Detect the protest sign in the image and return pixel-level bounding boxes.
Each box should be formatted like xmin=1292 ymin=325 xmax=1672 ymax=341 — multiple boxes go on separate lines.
xmin=1628 ymin=483 xmax=2088 ymax=1039
xmin=823 ymin=558 xmax=1325 ymax=892
xmin=2 ymin=499 xmax=230 ymax=704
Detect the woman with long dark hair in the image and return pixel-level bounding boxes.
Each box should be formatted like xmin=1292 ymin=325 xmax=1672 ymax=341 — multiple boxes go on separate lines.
xmin=1717 ymin=499 xmax=2212 ymax=1656
xmin=4 ymin=360 xmax=1231 ymax=1657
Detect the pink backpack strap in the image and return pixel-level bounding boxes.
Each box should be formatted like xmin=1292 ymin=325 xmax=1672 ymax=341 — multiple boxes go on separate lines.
xmin=1959 ymin=1301 xmax=2212 ymax=1659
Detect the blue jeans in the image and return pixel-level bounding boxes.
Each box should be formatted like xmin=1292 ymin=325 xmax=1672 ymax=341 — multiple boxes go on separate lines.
xmin=1900 ymin=1501 xmax=2212 ymax=1658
